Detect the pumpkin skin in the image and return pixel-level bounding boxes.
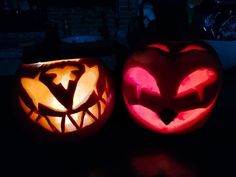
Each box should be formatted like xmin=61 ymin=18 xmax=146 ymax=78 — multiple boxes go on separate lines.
xmin=17 ymin=58 xmax=114 ymax=139
xmin=122 ymin=41 xmax=222 ymax=134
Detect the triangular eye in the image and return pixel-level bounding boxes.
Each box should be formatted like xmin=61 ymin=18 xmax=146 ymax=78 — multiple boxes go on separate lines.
xmin=176 ymin=68 xmax=217 ymax=100
xmin=72 ymin=65 xmax=99 ymax=110
xmin=124 ymin=67 xmax=160 ymax=97
xmin=21 ymin=73 xmax=67 ymax=112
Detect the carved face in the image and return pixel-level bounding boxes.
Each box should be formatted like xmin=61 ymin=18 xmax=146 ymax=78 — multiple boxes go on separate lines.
xmin=18 ymin=58 xmax=114 ymax=136
xmin=122 ymin=42 xmax=222 ymax=134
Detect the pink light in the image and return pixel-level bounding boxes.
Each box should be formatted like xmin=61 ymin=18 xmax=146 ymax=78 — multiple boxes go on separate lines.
xmin=176 ymin=68 xmax=217 ymax=100
xmin=148 ymin=43 xmax=170 ymax=52
xmin=131 ymin=153 xmax=195 ymax=177
xmin=180 ymin=45 xmax=206 ymax=53
xmin=131 ymin=105 xmax=164 ymax=128
xmin=128 ymin=98 xmax=216 ymax=134
xmin=124 ymin=67 xmax=160 ymax=98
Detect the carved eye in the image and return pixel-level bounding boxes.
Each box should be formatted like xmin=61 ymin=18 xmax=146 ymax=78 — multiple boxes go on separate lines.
xmin=21 ymin=73 xmax=67 ymax=112
xmin=72 ymin=65 xmax=99 ymax=110
xmin=18 ymin=58 xmax=114 ymax=135
xmin=124 ymin=67 xmax=160 ymax=98
xmin=176 ymin=68 xmax=217 ymax=100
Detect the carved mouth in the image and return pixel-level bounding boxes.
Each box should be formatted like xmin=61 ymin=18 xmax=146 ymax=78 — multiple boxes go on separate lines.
xmin=127 ymin=100 xmax=216 ymax=134
xmin=19 ymin=90 xmax=109 ymax=133
xmin=159 ymin=108 xmax=178 ymax=125
xmin=18 ymin=58 xmax=111 ymax=134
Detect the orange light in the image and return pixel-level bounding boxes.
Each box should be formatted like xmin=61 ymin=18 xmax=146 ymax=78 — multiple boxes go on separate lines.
xmin=19 ymin=58 xmax=113 ymax=134
xmin=21 ymin=73 xmax=67 ymax=112
xmin=46 ymin=66 xmax=78 ymax=90
xmin=72 ymin=65 xmax=99 ymax=110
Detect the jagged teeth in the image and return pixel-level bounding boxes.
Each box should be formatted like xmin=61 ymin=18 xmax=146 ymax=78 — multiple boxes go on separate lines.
xmin=82 ymin=112 xmax=96 ymax=128
xmin=70 ymin=112 xmax=83 ymax=128
xmin=99 ymin=100 xmax=106 ymax=115
xmin=47 ymin=116 xmax=62 ymax=132
xmin=88 ymin=103 xmax=99 ymax=119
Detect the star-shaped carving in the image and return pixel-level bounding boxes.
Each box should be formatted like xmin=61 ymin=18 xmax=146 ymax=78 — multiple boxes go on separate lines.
xmin=46 ymin=66 xmax=79 ymax=90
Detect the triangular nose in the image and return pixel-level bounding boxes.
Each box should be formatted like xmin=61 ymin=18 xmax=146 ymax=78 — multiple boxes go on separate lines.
xmin=159 ymin=108 xmax=177 ymax=125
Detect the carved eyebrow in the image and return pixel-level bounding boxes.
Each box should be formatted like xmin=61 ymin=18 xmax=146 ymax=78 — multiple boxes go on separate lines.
xmin=147 ymin=43 xmax=170 ymax=52
xmin=179 ymin=45 xmax=206 ymax=53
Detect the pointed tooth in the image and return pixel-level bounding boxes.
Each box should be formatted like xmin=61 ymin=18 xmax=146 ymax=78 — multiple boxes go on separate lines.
xmin=88 ymin=103 xmax=99 ymax=119
xmin=30 ymin=112 xmax=39 ymax=121
xmin=102 ymin=90 xmax=108 ymax=102
xmin=64 ymin=115 xmax=77 ymax=133
xmin=99 ymin=100 xmax=106 ymax=115
xmin=47 ymin=116 xmax=62 ymax=132
xmin=82 ymin=112 xmax=95 ymax=128
xmin=71 ymin=112 xmax=83 ymax=128
xmin=19 ymin=97 xmax=31 ymax=114
xmin=38 ymin=117 xmax=53 ymax=132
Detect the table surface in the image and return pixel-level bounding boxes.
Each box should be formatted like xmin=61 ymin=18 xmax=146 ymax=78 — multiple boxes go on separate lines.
xmin=0 ymin=68 xmax=235 ymax=176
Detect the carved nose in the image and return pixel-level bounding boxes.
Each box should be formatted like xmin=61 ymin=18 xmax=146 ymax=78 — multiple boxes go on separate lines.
xmin=159 ymin=108 xmax=177 ymax=125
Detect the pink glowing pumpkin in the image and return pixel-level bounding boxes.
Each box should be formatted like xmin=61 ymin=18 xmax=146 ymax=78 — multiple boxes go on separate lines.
xmin=122 ymin=42 xmax=222 ymax=134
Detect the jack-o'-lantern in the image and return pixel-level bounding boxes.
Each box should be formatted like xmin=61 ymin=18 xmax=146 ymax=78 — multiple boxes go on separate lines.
xmin=17 ymin=58 xmax=114 ymax=139
xmin=122 ymin=41 xmax=222 ymax=134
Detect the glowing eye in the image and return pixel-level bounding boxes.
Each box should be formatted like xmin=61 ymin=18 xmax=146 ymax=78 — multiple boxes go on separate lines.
xmin=176 ymin=68 xmax=217 ymax=100
xmin=72 ymin=65 xmax=99 ymax=110
xmin=21 ymin=73 xmax=67 ymax=112
xmin=124 ymin=67 xmax=160 ymax=98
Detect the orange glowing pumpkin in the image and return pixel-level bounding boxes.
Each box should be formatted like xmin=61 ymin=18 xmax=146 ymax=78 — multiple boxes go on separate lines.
xmin=122 ymin=41 xmax=222 ymax=134
xmin=17 ymin=58 xmax=114 ymax=138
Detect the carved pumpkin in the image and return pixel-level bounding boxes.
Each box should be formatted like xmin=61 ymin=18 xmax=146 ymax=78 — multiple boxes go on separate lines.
xmin=122 ymin=41 xmax=222 ymax=134
xmin=17 ymin=58 xmax=114 ymax=138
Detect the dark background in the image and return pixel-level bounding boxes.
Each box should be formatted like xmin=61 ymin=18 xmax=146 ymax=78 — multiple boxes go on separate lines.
xmin=1 ymin=0 xmax=236 ymax=176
